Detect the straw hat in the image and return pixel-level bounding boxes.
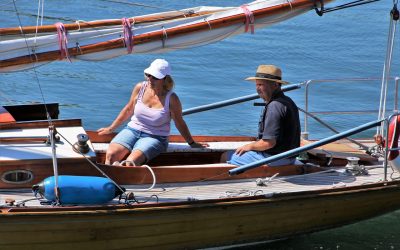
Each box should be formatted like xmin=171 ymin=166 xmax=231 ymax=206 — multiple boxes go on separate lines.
xmin=245 ymin=65 xmax=288 ymax=84
xmin=144 ymin=59 xmax=171 ymax=79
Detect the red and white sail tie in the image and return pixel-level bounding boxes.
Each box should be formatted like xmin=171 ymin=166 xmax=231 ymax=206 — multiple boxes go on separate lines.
xmin=240 ymin=5 xmax=255 ymax=34
xmin=122 ymin=18 xmax=134 ymax=54
xmin=54 ymin=22 xmax=71 ymax=62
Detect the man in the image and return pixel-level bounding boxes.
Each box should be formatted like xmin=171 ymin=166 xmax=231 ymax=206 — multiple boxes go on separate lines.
xmin=225 ymin=64 xmax=300 ymax=166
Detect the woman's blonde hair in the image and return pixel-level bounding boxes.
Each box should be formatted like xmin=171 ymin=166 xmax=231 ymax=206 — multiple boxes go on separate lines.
xmin=164 ymin=75 xmax=174 ymax=91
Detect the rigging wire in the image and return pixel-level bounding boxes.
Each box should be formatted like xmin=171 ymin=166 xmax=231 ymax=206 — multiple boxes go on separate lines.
xmin=315 ymin=0 xmax=381 ymax=16
xmin=8 ymin=0 xmax=147 ymax=204
xmin=11 ymin=0 xmax=59 ymax=203
xmin=0 ymin=0 xmax=16 ymax=8
xmin=297 ymin=107 xmax=370 ymax=151
xmin=99 ymin=0 xmax=189 ymax=15
xmin=324 ymin=0 xmax=380 ymax=13
xmin=377 ymin=3 xmax=399 ymax=136
xmin=55 ymin=132 xmax=127 ymax=196
xmin=11 ymin=0 xmax=52 ymax=124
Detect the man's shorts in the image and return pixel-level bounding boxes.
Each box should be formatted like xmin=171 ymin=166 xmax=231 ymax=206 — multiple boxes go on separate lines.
xmin=226 ymin=150 xmax=295 ymax=166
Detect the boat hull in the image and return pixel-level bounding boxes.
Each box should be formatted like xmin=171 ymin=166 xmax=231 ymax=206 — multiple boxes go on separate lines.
xmin=1 ymin=182 xmax=399 ymax=249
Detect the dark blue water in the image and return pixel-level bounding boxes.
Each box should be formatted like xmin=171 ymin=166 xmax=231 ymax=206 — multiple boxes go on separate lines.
xmin=1 ymin=0 xmax=400 ymax=249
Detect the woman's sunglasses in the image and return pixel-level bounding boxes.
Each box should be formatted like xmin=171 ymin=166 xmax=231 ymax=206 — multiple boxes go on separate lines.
xmin=145 ymin=73 xmax=161 ymax=80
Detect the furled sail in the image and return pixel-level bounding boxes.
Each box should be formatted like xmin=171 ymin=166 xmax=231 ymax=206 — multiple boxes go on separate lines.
xmin=0 ymin=0 xmax=329 ymax=73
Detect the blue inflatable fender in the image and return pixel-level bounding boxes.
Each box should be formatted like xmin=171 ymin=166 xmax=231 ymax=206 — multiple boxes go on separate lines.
xmin=32 ymin=175 xmax=124 ymax=205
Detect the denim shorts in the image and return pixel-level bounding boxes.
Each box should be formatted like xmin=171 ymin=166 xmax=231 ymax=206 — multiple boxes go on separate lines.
xmin=226 ymin=150 xmax=295 ymax=166
xmin=111 ymin=126 xmax=169 ymax=161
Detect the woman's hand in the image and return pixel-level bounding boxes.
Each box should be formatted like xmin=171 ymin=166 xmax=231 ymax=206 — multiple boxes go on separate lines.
xmin=97 ymin=127 xmax=114 ymax=135
xmin=189 ymin=141 xmax=209 ymax=148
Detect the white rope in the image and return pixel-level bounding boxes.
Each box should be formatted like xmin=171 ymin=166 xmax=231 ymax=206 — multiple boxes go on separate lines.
xmin=119 ymin=160 xmax=136 ymax=166
xmin=127 ymin=164 xmax=157 ymax=191
xmin=75 ymin=20 xmax=82 ymax=31
xmin=285 ymin=0 xmax=294 ymax=11
xmin=40 ymin=0 xmax=44 ymax=26
xmin=204 ymin=17 xmax=212 ymax=30
xmin=34 ymin=0 xmax=44 ymax=45
xmin=256 ymin=173 xmax=279 ymax=186
xmin=115 ymin=160 xmax=157 ymax=191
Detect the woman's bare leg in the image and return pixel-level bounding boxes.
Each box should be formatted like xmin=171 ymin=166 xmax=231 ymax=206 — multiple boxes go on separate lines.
xmin=105 ymin=143 xmax=130 ymax=165
xmin=125 ymin=150 xmax=146 ymax=166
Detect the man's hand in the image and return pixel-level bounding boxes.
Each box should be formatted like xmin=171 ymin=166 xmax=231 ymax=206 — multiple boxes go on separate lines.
xmin=235 ymin=143 xmax=253 ymax=156
xmin=235 ymin=139 xmax=276 ymax=156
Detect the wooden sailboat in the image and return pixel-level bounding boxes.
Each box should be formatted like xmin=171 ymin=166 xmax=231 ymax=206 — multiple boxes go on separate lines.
xmin=1 ymin=0 xmax=399 ymax=249
xmin=2 ymin=94 xmax=399 ymax=250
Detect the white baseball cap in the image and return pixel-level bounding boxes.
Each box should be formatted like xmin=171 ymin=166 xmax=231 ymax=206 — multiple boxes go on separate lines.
xmin=144 ymin=59 xmax=171 ymax=79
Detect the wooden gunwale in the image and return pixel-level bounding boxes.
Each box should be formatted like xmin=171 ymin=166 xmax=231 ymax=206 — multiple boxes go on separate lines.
xmin=1 ymin=0 xmax=321 ymax=68
xmin=86 ymin=130 xmax=256 ymax=143
xmin=0 ymin=119 xmax=82 ymax=130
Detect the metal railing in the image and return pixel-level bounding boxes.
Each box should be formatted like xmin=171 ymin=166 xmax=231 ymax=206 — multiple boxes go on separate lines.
xmin=182 ymin=77 xmax=399 ymax=140
xmin=302 ymin=77 xmax=400 ymax=139
xmin=180 ymin=76 xmax=400 ymax=179
xmin=182 ymin=83 xmax=302 ymax=116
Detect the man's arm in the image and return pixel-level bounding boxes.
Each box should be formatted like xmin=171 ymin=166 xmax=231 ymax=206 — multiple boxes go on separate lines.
xmin=235 ymin=138 xmax=276 ymax=156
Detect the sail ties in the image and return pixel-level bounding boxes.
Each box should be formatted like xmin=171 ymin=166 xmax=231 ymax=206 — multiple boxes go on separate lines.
xmin=54 ymin=22 xmax=71 ymax=62
xmin=240 ymin=5 xmax=255 ymax=34
xmin=122 ymin=18 xmax=134 ymax=54
xmin=162 ymin=26 xmax=168 ymax=48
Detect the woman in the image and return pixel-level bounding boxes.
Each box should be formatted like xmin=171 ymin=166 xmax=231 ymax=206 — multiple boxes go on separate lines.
xmin=98 ymin=59 xmax=208 ymax=166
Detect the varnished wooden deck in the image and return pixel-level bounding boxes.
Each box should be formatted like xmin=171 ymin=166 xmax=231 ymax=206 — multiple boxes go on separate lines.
xmin=130 ymin=163 xmax=399 ymax=202
xmin=1 ymin=163 xmax=398 ymax=207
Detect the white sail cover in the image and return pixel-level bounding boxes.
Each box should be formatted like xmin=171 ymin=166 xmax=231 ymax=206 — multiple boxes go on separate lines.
xmin=0 ymin=0 xmax=322 ymax=73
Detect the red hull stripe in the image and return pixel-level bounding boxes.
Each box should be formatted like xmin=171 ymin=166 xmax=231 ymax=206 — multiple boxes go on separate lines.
xmin=0 ymin=106 xmax=16 ymax=123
